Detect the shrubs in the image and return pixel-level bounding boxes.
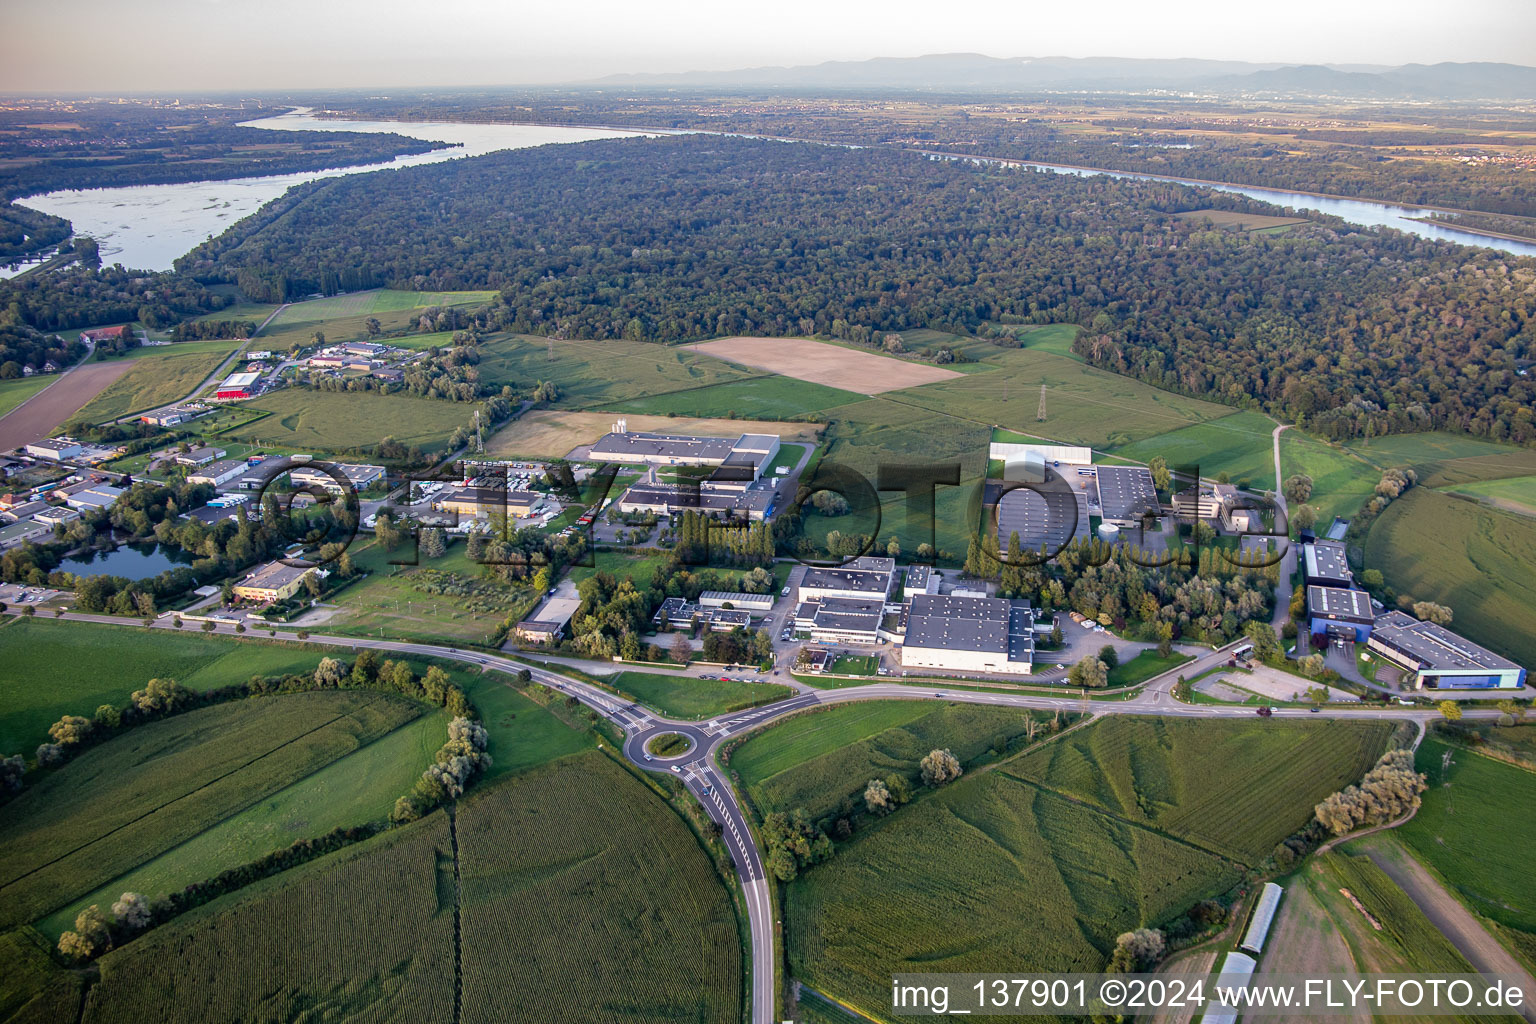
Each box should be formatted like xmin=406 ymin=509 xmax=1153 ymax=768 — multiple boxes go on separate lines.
xmin=919 ymin=748 xmax=963 ymax=786
xmin=57 ymin=893 xmax=152 ymax=961
xmin=1109 ymin=928 xmax=1166 ymax=971
xmin=0 ymin=754 xmax=24 ymax=793
xmin=762 ymin=808 xmax=833 ymax=882
xmin=1314 ymin=748 xmax=1427 ymax=835
xmin=393 ymin=716 xmax=492 ymax=822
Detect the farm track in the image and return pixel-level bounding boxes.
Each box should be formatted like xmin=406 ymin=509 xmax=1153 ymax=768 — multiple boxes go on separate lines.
xmin=0 ymin=693 xmax=393 ymax=894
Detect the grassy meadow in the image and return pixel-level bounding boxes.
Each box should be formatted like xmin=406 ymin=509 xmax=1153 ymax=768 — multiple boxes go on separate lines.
xmin=0 ymin=376 xmax=52 ymax=418
xmin=1109 ymin=409 xmax=1279 ymax=487
xmin=607 ymin=670 xmax=794 ymax=719
xmin=475 ymin=334 xmax=752 ymax=406
xmin=71 ymin=340 xmax=244 ymax=422
xmin=1444 ymin=473 xmax=1536 ymax=517
xmin=607 ymin=374 xmax=860 ymax=419
xmin=227 ymin=388 xmax=478 ymax=454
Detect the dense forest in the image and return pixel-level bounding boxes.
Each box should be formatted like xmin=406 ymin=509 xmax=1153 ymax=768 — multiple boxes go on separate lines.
xmin=176 ymin=134 xmax=1536 ymax=444
xmin=0 ymin=264 xmax=232 ymax=331
xmin=0 ymin=321 xmax=84 ymax=378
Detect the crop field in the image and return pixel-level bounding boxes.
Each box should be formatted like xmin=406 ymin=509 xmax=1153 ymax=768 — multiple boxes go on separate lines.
xmin=0 ymin=376 xmax=51 ymax=418
xmin=486 ymin=408 xmax=822 ymax=459
xmin=607 ymin=375 xmax=861 ymax=419
xmin=457 ymin=751 xmax=742 ymax=1024
xmin=733 ymin=700 xmax=1055 ymax=819
xmin=1364 ymin=488 xmax=1536 ymax=670
xmin=0 ymin=358 xmax=134 ymax=450
xmin=36 ymin=707 xmax=450 ymax=940
xmin=1347 ymin=431 xmax=1536 ymax=489
xmin=0 ymin=927 xmax=82 ymax=1024
xmin=226 ymin=388 xmax=477 ymax=453
xmin=71 ymin=340 xmax=244 ymax=422
xmin=608 ymin=670 xmax=794 ymax=719
xmin=686 ymin=336 xmax=964 ymax=394
xmin=256 ymin=288 xmax=495 ymax=350
xmin=785 ymin=769 xmax=1241 ymax=1016
xmin=82 ymin=812 xmax=455 ymax=1024
xmin=1396 ymin=739 xmax=1536 ymax=933
xmin=1109 ymin=410 xmax=1279 ymax=488
xmin=1313 ymin=849 xmax=1479 ymax=974
xmin=0 ymin=618 xmax=333 ymax=754
xmin=1006 ymin=716 xmax=1394 ymax=864
xmin=1445 ymin=473 xmax=1536 ymax=517
xmin=475 ymin=334 xmax=753 ymax=407
xmin=0 ymin=691 xmax=423 ymax=929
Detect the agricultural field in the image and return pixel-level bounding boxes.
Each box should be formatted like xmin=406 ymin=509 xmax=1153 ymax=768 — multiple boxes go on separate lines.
xmin=1363 ymin=488 xmax=1536 ymax=671
xmin=607 ymin=375 xmax=860 ymax=419
xmin=1444 ymin=474 xmax=1536 ymax=518
xmin=486 ymin=408 xmax=821 ymax=459
xmin=71 ymin=339 xmax=244 ymax=422
xmin=685 ymin=336 xmax=964 ymax=394
xmin=731 ymin=700 xmax=1059 ymax=819
xmin=1396 ymin=739 xmax=1536 ymax=933
xmin=80 ymin=812 xmax=456 ymax=1024
xmin=785 ymin=768 xmax=1241 ymax=1016
xmin=1347 ymin=431 xmax=1536 ymax=489
xmin=35 ymin=707 xmax=449 ymax=940
xmin=475 ymin=334 xmax=752 ymax=407
xmin=459 ymin=673 xmax=594 ymax=780
xmin=607 ymin=670 xmax=794 ymax=719
xmin=254 ymin=288 xmax=496 ymax=353
xmin=1311 ymin=848 xmax=1481 ymax=974
xmin=0 ymin=617 xmax=332 ymax=754
xmin=1006 ymin=716 xmax=1395 ymax=864
xmin=0 ymin=690 xmax=424 ymax=930
xmin=0 ymin=927 xmax=82 ymax=1024
xmin=0 ymin=376 xmax=51 ymax=418
xmin=456 ymin=751 xmax=742 ymax=1024
xmin=1174 ymin=208 xmax=1310 ymax=232
xmin=226 ymin=388 xmax=478 ymax=453
xmin=313 ymin=539 xmax=529 ymax=645
xmin=1109 ymin=410 xmax=1279 ymax=488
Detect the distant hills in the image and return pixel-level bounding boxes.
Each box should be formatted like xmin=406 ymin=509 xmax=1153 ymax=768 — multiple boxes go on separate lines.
xmin=593 ymin=54 xmax=1536 ymax=100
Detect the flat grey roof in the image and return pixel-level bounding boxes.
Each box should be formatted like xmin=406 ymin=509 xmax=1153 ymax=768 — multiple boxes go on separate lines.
xmin=987 ymin=479 xmax=1088 ymax=552
xmin=903 ymin=593 xmax=1010 ymax=655
xmin=811 ymin=597 xmax=884 ymax=632
xmin=904 ymin=564 xmax=931 ymax=587
xmin=1371 ymin=610 xmax=1521 ymax=673
xmin=1094 ymin=465 xmax=1159 ymax=521
xmin=619 ymin=483 xmax=773 ymax=514
xmin=590 ymin=431 xmax=736 ymax=462
xmin=1303 ymin=540 xmax=1351 ymax=583
xmin=1307 ymin=585 xmax=1373 ymax=621
xmin=800 ymin=565 xmax=892 ymax=595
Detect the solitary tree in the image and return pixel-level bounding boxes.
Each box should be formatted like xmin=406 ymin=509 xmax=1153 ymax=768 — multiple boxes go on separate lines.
xmin=669 ymin=633 xmax=692 ymax=665
xmin=863 ymin=778 xmax=894 ymax=815
xmin=920 ymin=748 xmax=963 ymax=786
xmin=1439 ymin=700 xmax=1463 ymax=723
xmin=1068 ymin=656 xmax=1109 ymax=690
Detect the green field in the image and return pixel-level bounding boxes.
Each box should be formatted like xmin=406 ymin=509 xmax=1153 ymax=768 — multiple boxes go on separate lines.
xmin=1314 ymin=845 xmax=1482 ymax=974
xmin=72 ymin=340 xmax=244 ymax=422
xmin=0 ymin=927 xmax=82 ymax=1024
xmin=1396 ymin=739 xmax=1536 ymax=933
xmin=1363 ymin=488 xmax=1536 ymax=670
xmin=606 ymin=375 xmax=860 ymax=419
xmin=0 ymin=376 xmax=52 ymax=418
xmin=1348 ymin=431 xmax=1536 ymax=489
xmin=226 ymin=388 xmax=479 ymax=454
xmin=254 ymin=288 xmax=496 ymax=354
xmin=1110 ymin=410 xmax=1279 ymax=488
xmin=1007 ymin=715 xmax=1395 ymax=864
xmin=0 ymin=691 xmax=424 ymax=930
xmin=0 ymin=618 xmax=333 ymax=754
xmin=608 ymin=670 xmax=794 ymax=719
xmin=1106 ymin=650 xmax=1194 ymax=687
xmin=1445 ymin=473 xmax=1536 ymax=517
xmin=784 ymin=716 xmax=1395 ymax=1017
xmin=459 ymin=750 xmax=744 ymax=1023
xmin=320 ymin=539 xmax=528 ymax=645
xmin=475 ymin=333 xmax=753 ymax=407
xmin=730 ymin=700 xmax=1057 ymax=820
xmin=81 ymin=811 xmax=456 ymax=1024
xmin=1278 ymin=429 xmax=1380 ymax=529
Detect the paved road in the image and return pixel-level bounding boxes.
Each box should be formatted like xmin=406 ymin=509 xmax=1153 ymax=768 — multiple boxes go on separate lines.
xmin=116 ymin=302 xmax=290 ymax=424
xmin=1271 ymin=422 xmax=1296 ymax=631
xmin=7 ymin=607 xmax=1510 ymax=1024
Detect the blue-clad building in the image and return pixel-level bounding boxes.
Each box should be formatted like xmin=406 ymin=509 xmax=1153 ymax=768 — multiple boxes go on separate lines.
xmin=1367 ymin=611 xmax=1527 ymax=690
xmin=1307 ymin=585 xmax=1375 ymax=642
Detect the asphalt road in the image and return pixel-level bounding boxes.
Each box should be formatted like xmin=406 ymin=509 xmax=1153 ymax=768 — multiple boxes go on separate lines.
xmin=7 ymin=608 xmax=1509 ymax=1024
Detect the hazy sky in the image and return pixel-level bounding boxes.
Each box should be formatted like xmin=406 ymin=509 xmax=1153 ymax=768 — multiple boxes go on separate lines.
xmin=3 ymin=0 xmax=1533 ymax=93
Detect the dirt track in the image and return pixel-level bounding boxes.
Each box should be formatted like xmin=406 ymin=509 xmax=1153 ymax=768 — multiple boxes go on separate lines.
xmin=0 ymin=359 xmax=133 ymax=451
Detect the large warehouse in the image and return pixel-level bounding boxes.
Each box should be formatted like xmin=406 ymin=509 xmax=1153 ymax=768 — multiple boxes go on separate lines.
xmin=1306 ymin=585 xmax=1375 ymax=641
xmin=1367 ymin=611 xmax=1527 ymax=690
xmin=900 ymin=593 xmax=1034 ymax=675
xmin=797 ymin=555 xmax=897 ymax=603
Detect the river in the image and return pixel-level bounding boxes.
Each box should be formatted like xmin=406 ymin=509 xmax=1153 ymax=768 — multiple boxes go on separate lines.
xmin=8 ymin=110 xmax=1536 ymax=272
xmin=6 ymin=110 xmax=655 ymax=274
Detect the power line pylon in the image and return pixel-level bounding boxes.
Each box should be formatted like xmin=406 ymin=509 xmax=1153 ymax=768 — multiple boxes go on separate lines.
xmin=1036 ymin=384 xmax=1047 ymax=422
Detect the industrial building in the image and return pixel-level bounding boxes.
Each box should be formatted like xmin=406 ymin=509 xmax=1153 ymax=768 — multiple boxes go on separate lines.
xmin=698 ymin=591 xmax=775 ymax=614
xmin=290 ymin=463 xmax=386 ymax=495
xmin=793 ymin=597 xmax=886 ymax=645
xmin=23 ymin=438 xmax=82 ymax=462
xmin=231 ymin=562 xmax=316 ymax=603
xmin=175 ymin=446 xmax=226 ymax=467
xmin=590 ymin=423 xmax=780 ymax=469
xmin=433 ymin=487 xmax=540 ymax=518
xmin=653 ymin=597 xmax=753 ymax=632
xmin=1302 ymin=538 xmax=1353 ymax=589
xmin=987 ymin=477 xmax=1089 ymax=554
xmin=514 ymin=591 xmax=583 ymax=643
xmin=606 ymin=427 xmax=784 ymax=522
xmin=1306 ymin=585 xmax=1375 ymax=641
xmin=899 ymin=593 xmax=1034 ymax=675
xmin=797 ymin=555 xmax=896 ymax=603
xmin=1367 ymin=611 xmax=1527 ymax=690
xmin=1092 ymin=465 xmax=1160 ymax=526
xmin=61 ymin=484 xmax=124 ymax=513
xmin=902 ymin=564 xmax=938 ymax=599
xmin=214 ymin=370 xmax=261 ymax=401
xmin=188 ymin=459 xmax=250 ymax=489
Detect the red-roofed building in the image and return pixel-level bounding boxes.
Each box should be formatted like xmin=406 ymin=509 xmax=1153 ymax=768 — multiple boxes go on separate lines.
xmin=81 ymin=325 xmax=130 ymax=343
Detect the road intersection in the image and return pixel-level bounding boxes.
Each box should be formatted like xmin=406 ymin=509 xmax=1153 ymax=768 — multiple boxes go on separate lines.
xmin=6 ymin=607 xmax=1509 ymax=1024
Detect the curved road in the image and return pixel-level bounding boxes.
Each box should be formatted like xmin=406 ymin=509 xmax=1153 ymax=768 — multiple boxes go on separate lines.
xmin=5 ymin=608 xmax=1504 ymax=1024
